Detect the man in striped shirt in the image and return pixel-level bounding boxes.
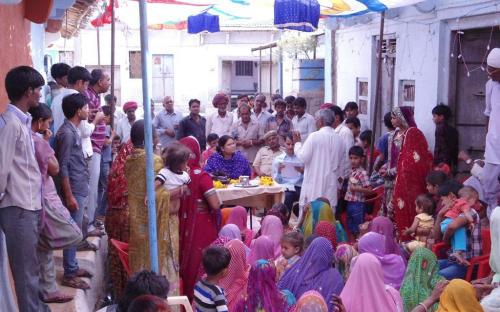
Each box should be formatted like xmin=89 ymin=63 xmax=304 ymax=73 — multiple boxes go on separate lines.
xmin=194 ymin=246 xmax=231 ymax=312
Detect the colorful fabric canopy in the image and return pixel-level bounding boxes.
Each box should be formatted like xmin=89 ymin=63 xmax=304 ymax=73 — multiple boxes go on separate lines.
xmin=188 ymin=11 xmax=220 ymax=33
xmin=274 ymin=0 xmax=321 ymax=32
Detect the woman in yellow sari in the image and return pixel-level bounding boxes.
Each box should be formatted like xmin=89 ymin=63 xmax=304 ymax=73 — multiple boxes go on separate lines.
xmin=298 ymin=197 xmax=335 ymax=238
xmin=125 ymin=120 xmax=180 ymax=296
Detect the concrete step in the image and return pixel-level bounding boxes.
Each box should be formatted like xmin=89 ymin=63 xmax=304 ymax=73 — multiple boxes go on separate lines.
xmin=48 ymin=236 xmax=108 ymax=312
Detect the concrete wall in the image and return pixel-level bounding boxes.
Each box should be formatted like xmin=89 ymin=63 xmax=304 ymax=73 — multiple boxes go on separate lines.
xmin=50 ymin=27 xmax=281 ymax=116
xmin=0 ymin=3 xmax=33 ymax=111
xmin=324 ymin=0 xmax=500 ymax=150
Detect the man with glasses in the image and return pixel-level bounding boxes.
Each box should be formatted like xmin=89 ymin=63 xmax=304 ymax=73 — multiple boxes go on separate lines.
xmin=483 ymin=48 xmax=500 ymax=217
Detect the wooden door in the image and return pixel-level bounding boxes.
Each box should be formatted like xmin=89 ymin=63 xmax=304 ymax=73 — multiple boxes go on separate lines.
xmin=450 ymin=27 xmax=500 ymax=161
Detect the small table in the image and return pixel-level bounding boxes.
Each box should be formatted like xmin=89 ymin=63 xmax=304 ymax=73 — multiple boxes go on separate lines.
xmin=216 ymin=184 xmax=285 ymax=208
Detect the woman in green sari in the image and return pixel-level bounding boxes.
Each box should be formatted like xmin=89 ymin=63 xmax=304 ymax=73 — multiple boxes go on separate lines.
xmin=125 ymin=120 xmax=180 ymax=296
xmin=400 ymin=247 xmax=444 ymax=312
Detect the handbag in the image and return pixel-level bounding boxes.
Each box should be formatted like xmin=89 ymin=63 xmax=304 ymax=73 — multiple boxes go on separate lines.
xmin=38 ymin=196 xmax=83 ymax=250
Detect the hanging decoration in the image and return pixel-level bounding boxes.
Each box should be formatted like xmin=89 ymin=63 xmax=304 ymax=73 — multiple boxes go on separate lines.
xmin=274 ymin=0 xmax=321 ymax=32
xmin=187 ymin=11 xmax=220 ymax=34
xmin=91 ymin=0 xmax=119 ymax=27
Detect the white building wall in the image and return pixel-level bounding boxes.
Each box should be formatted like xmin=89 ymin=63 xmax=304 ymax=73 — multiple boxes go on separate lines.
xmin=325 ymin=0 xmax=500 ymax=150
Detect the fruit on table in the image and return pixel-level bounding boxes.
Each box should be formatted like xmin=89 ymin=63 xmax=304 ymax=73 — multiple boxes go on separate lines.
xmin=214 ymin=180 xmax=227 ymax=189
xmin=260 ymin=176 xmax=274 ymax=186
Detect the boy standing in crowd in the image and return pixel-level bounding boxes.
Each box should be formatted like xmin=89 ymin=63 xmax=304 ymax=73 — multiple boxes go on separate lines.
xmin=432 ymin=104 xmax=458 ymax=167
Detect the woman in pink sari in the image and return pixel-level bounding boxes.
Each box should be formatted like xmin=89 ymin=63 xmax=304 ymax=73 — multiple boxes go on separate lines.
xmin=179 ymin=136 xmax=220 ymax=300
xmin=380 ymin=106 xmax=432 ymax=239
xmin=219 ymin=240 xmax=250 ymax=311
xmin=247 ymin=236 xmax=276 ymax=265
xmin=340 ymin=253 xmax=403 ymax=312
xmin=227 ymin=206 xmax=254 ymax=246
xmin=258 ymin=215 xmax=283 ymax=258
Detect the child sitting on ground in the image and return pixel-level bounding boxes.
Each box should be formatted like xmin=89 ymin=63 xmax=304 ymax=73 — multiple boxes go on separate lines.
xmin=201 ymin=133 xmax=219 ymax=166
xmin=344 ymin=146 xmax=372 ymax=239
xmin=194 ymin=246 xmax=231 ymax=312
xmin=154 ymin=143 xmax=192 ymax=214
xmin=275 ymin=231 xmax=304 ymax=279
xmin=403 ymin=194 xmax=435 ymax=253
xmin=438 ymin=181 xmax=475 ymax=265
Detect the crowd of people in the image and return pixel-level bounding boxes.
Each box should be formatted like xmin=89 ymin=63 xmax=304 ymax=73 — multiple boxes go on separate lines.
xmin=1 ymin=47 xmax=500 ymax=312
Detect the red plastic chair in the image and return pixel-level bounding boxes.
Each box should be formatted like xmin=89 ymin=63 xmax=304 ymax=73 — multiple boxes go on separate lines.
xmin=110 ymin=239 xmax=131 ymax=276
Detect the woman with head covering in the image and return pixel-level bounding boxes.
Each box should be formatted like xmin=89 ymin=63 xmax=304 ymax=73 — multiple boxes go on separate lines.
xmin=228 ymin=206 xmax=255 ymax=246
xmin=247 ymin=236 xmax=276 ymax=266
xmin=400 ymin=247 xmax=444 ymax=312
xmin=294 ymin=291 xmax=329 ymax=312
xmin=106 ymin=139 xmax=134 ymax=297
xmin=221 ymin=207 xmax=232 ymax=227
xmin=370 ymin=216 xmax=405 ymax=258
xmin=259 ymin=215 xmax=284 ymax=258
xmin=357 ymin=232 xmax=406 ymax=289
xmin=436 ymin=279 xmax=484 ymax=312
xmin=314 ymin=221 xmax=337 ymax=249
xmin=125 ymin=120 xmax=180 ymax=295
xmin=219 ymin=240 xmax=250 ymax=312
xmin=334 ymin=244 xmax=358 ymax=281
xmin=341 ymin=253 xmax=403 ymax=312
xmin=299 ymin=198 xmax=335 ymax=238
xmin=266 ymin=203 xmax=293 ymax=233
xmin=379 ymin=106 xmax=432 ymax=239
xmin=219 ymin=224 xmax=242 ymax=241
xmin=278 ymin=237 xmax=344 ymax=311
xmin=234 ymin=259 xmax=288 ymax=312
xmin=178 ymin=136 xmax=220 ymax=300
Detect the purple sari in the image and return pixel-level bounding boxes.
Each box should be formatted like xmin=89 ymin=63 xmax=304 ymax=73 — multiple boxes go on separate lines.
xmin=357 ymin=232 xmax=406 ymax=290
xmin=278 ymin=237 xmax=344 ymax=311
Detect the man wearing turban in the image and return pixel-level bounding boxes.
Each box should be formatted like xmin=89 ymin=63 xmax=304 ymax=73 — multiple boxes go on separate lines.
xmin=116 ymin=101 xmax=138 ymax=144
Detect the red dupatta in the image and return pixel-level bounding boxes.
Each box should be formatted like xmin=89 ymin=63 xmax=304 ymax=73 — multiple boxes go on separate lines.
xmin=392 ymin=127 xmax=432 ymax=239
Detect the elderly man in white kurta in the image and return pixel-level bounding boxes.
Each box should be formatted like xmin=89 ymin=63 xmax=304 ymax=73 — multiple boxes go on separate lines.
xmin=294 ymin=109 xmax=345 ymax=219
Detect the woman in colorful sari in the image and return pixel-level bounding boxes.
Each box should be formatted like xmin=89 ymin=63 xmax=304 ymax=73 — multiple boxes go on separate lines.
xmin=436 ymin=279 xmax=483 ymax=312
xmin=125 ymin=120 xmax=179 ymax=296
xmin=370 ymin=216 xmax=406 ymax=259
xmin=299 ymin=198 xmax=335 ymax=238
xmin=228 ymin=206 xmax=255 ymax=246
xmin=294 ymin=291 xmax=329 ymax=312
xmin=178 ymin=136 xmax=220 ymax=300
xmin=278 ymin=237 xmax=344 ymax=312
xmin=400 ymin=247 xmax=444 ymax=312
xmin=248 ymin=236 xmax=277 ymax=266
xmin=334 ymin=244 xmax=358 ymax=281
xmin=219 ymin=240 xmax=250 ymax=312
xmin=259 ymin=215 xmax=284 ymax=258
xmin=340 ymin=253 xmax=403 ymax=312
xmin=234 ymin=259 xmax=289 ymax=312
xmin=106 ymin=138 xmax=134 ymax=298
xmin=357 ymin=232 xmax=406 ymax=290
xmin=379 ymin=106 xmax=432 ymax=238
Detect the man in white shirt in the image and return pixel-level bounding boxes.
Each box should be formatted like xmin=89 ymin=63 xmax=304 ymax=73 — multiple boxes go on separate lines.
xmin=154 ymin=96 xmax=183 ymax=149
xmin=291 ymin=97 xmax=316 ymax=143
xmin=332 ymin=105 xmax=354 ymax=181
xmin=232 ymin=104 xmax=260 ymax=162
xmin=483 ymin=48 xmax=500 ymax=217
xmin=293 ymin=109 xmax=345 ymax=219
xmin=232 ymin=94 xmax=249 ymax=123
xmin=206 ymin=93 xmax=233 ymax=137
xmin=116 ymin=101 xmax=138 ymax=144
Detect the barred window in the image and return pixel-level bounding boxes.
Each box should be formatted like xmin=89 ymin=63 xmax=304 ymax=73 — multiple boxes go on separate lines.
xmin=235 ymin=61 xmax=253 ymax=76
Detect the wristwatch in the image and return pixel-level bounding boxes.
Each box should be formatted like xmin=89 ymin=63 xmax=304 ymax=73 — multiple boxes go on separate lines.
xmin=466 ymin=159 xmax=472 ymax=165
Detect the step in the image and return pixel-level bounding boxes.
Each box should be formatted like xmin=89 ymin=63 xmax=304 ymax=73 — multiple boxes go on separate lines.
xmin=49 ymin=236 xmax=108 ymax=312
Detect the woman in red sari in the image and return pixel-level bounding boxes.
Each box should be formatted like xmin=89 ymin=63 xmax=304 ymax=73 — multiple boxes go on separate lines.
xmin=105 ymin=141 xmax=134 ymax=298
xmin=379 ymin=106 xmax=432 ymax=239
xmin=179 ymin=136 xmax=220 ymax=300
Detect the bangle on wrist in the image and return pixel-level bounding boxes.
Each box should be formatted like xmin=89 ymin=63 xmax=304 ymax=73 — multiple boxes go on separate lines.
xmin=418 ymin=303 xmax=428 ymax=312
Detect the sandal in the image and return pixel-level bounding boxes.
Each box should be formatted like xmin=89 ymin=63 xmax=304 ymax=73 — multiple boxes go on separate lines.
xmin=61 ymin=276 xmax=90 ymax=290
xmin=77 ymin=240 xmax=99 ymax=252
xmin=42 ymin=291 xmax=74 ymax=303
xmin=76 ymin=268 xmax=93 ymax=278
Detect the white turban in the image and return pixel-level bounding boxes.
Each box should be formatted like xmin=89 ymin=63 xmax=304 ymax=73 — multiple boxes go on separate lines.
xmin=487 ymin=48 xmax=500 ymax=68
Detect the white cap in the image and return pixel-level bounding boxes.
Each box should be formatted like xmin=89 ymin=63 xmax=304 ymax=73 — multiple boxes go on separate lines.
xmin=487 ymin=48 xmax=500 ymax=68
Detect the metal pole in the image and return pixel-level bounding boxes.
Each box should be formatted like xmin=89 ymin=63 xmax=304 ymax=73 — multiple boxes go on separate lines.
xmin=369 ymin=12 xmax=385 ymax=175
xmin=278 ymin=48 xmax=283 ymax=95
xmin=259 ymin=50 xmax=262 ymax=93
xmin=138 ymin=0 xmax=159 ymax=273
xmin=269 ymin=47 xmax=272 ymax=97
xmin=97 ymin=26 xmax=101 ymax=66
xmin=110 ymin=0 xmax=116 ymax=128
